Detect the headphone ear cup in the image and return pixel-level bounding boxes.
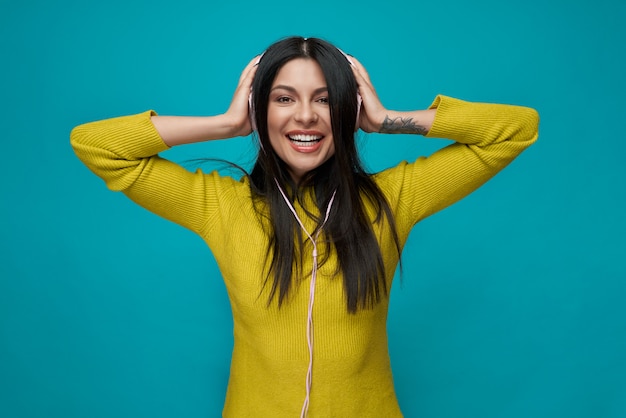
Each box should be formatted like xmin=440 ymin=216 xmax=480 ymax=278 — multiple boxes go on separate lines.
xmin=356 ymin=93 xmax=362 ymax=128
xmin=248 ymin=52 xmax=264 ymax=133
xmin=248 ymin=90 xmax=257 ymax=132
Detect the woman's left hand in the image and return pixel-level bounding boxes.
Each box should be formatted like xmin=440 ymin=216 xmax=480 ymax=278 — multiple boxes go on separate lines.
xmin=349 ymin=57 xmax=388 ymax=133
xmin=350 ymin=56 xmax=435 ymax=136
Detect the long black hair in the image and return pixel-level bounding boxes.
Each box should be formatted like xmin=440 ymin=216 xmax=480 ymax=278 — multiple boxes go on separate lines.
xmin=249 ymin=36 xmax=401 ymax=313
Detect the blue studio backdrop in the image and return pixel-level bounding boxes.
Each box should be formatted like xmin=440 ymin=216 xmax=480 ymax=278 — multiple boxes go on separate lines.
xmin=1 ymin=1 xmax=625 ymax=417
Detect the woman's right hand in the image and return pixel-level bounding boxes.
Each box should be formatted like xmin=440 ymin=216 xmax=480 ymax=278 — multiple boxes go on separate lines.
xmin=151 ymin=57 xmax=259 ymax=147
xmin=224 ymin=56 xmax=260 ymax=137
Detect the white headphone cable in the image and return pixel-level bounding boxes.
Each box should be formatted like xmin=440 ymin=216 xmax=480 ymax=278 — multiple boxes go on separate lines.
xmin=274 ymin=179 xmax=336 ymax=417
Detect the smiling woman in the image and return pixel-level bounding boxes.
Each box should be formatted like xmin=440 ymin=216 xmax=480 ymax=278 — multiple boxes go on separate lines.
xmin=267 ymin=59 xmax=335 ymax=180
xmin=70 ymin=36 xmax=539 ymax=417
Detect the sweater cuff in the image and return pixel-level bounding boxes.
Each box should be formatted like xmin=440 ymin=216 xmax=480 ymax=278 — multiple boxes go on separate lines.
xmin=71 ymin=109 xmax=169 ymax=159
xmin=425 ymin=95 xmax=539 ymax=147
xmin=115 ymin=110 xmax=170 ymax=158
xmin=425 ymin=95 xmax=473 ymax=141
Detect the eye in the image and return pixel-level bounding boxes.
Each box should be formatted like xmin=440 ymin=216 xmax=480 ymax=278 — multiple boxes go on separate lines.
xmin=316 ymin=97 xmax=329 ymax=104
xmin=276 ymin=96 xmax=293 ymax=104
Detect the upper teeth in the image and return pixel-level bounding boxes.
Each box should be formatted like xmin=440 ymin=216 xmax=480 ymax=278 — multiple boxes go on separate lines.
xmin=288 ymin=134 xmax=322 ymax=142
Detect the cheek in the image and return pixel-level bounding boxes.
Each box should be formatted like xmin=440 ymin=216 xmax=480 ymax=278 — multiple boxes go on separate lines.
xmin=266 ymin=109 xmax=281 ymax=140
xmin=328 ymin=140 xmax=336 ymax=156
xmin=266 ymin=114 xmax=286 ymax=154
xmin=266 ymin=110 xmax=277 ymax=132
xmin=267 ymin=105 xmax=288 ymax=126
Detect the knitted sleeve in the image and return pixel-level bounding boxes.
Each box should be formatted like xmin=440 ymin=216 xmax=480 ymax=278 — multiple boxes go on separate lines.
xmin=375 ymin=95 xmax=539 ymax=235
xmin=70 ymin=111 xmax=231 ymax=234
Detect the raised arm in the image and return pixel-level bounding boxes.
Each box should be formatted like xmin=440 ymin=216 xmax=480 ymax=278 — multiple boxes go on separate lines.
xmin=70 ymin=58 xmax=259 ymax=233
xmin=350 ymin=57 xmax=539 ymax=228
xmin=151 ymin=57 xmax=259 ymax=146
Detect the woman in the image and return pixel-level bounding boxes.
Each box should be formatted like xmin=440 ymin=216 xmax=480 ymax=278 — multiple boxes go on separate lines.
xmin=71 ymin=36 xmax=539 ymax=417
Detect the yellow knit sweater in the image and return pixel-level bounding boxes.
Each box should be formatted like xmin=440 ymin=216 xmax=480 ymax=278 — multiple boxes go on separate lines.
xmin=71 ymin=96 xmax=538 ymax=417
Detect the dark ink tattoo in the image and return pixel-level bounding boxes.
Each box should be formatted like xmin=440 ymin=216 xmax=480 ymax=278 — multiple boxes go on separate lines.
xmin=380 ymin=115 xmax=428 ymax=135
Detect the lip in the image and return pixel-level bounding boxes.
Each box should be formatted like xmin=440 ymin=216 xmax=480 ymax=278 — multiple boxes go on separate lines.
xmin=285 ymin=130 xmax=325 ymax=153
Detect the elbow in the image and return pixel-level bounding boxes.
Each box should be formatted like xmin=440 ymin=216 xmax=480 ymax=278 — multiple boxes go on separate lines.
xmin=69 ymin=123 xmax=105 ymax=172
xmin=506 ymin=106 xmax=539 ymax=151
xmin=69 ymin=124 xmax=99 ymax=173
xmin=70 ymin=125 xmax=84 ymax=162
xmin=521 ymin=107 xmax=540 ymax=146
xmin=69 ymin=123 xmax=90 ymax=156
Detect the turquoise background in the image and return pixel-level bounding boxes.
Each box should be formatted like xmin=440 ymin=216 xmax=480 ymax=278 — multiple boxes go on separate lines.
xmin=1 ymin=0 xmax=625 ymax=417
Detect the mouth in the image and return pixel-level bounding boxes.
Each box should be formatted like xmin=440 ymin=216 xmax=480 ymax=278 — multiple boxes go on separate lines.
xmin=287 ymin=133 xmax=323 ymax=147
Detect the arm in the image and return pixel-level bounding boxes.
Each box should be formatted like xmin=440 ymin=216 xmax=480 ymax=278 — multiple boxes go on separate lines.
xmin=150 ymin=57 xmax=259 ymax=146
xmin=150 ymin=113 xmax=241 ymax=146
xmin=350 ymin=58 xmax=539 ymax=226
xmin=404 ymin=96 xmax=539 ymax=221
xmin=350 ymin=57 xmax=437 ymax=136
xmin=70 ymin=58 xmax=259 ymax=232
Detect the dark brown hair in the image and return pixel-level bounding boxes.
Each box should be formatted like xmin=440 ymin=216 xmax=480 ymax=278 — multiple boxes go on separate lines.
xmin=249 ymin=36 xmax=401 ymax=313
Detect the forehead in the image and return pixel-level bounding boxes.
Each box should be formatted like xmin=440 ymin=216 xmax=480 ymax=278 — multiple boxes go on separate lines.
xmin=272 ymin=58 xmax=327 ymax=88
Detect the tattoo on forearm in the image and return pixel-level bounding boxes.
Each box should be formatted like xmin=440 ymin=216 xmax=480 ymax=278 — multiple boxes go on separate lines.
xmin=380 ymin=116 xmax=428 ymax=135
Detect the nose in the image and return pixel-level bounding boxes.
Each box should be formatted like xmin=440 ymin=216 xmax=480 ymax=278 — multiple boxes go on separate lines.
xmin=294 ymin=101 xmax=318 ymax=125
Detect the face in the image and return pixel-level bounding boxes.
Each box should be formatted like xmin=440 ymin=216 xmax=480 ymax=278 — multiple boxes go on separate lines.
xmin=267 ymin=58 xmax=334 ymax=182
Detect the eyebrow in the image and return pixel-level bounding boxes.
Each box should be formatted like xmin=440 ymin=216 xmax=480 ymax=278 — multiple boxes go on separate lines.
xmin=270 ymin=85 xmax=328 ymax=94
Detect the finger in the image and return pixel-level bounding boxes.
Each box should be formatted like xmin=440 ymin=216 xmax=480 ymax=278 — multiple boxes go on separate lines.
xmin=348 ymin=57 xmax=370 ymax=81
xmin=238 ymin=55 xmax=261 ymax=84
xmin=230 ymin=57 xmax=260 ymax=114
xmin=351 ymin=66 xmax=379 ymax=104
xmin=351 ymin=65 xmax=368 ymax=89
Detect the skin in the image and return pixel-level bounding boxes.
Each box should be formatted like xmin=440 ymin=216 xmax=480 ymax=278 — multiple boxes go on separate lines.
xmin=151 ymin=53 xmax=437 ymax=177
xmin=266 ymin=58 xmax=335 ymax=182
xmin=348 ymin=56 xmax=434 ymax=135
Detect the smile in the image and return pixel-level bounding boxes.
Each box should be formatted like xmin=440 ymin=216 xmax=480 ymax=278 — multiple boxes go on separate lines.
xmin=287 ymin=134 xmax=323 ymax=147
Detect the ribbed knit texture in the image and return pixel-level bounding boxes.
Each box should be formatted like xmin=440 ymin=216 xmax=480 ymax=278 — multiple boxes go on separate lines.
xmin=71 ymin=96 xmax=539 ymax=417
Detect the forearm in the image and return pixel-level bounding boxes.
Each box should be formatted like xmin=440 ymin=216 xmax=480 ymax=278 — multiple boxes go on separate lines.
xmin=378 ymin=109 xmax=436 ymax=135
xmin=378 ymin=96 xmax=539 ymax=224
xmin=151 ymin=113 xmax=238 ymax=147
xmin=425 ymin=95 xmax=539 ymax=147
